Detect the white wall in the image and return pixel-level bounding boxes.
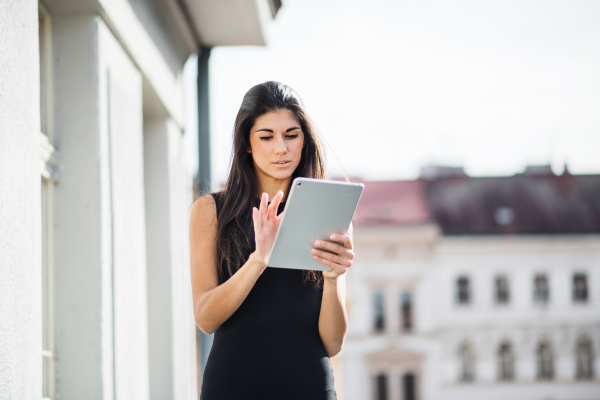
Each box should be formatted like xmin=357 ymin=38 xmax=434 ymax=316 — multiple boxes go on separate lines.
xmin=435 ymin=235 xmax=600 ymax=400
xmin=0 ymin=1 xmax=43 ymax=397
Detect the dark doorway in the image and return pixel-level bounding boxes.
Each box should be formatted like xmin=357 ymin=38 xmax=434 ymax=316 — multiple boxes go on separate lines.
xmin=375 ymin=373 xmax=388 ymax=400
xmin=403 ymin=373 xmax=416 ymax=400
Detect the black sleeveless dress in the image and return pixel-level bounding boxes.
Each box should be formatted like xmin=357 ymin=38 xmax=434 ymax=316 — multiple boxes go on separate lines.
xmin=199 ymin=192 xmax=336 ymax=400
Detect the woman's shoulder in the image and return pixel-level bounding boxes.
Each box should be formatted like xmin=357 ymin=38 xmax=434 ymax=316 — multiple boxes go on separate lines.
xmin=195 ymin=190 xmax=229 ymax=216
xmin=190 ymin=192 xmax=221 ymax=228
xmin=210 ymin=190 xmax=227 ymax=210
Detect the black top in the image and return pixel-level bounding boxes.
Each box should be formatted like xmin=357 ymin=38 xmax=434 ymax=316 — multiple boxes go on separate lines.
xmin=199 ymin=191 xmax=336 ymax=400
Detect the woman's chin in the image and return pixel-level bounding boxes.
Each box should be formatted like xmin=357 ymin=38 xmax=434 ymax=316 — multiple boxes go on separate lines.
xmin=269 ymin=169 xmax=294 ymax=180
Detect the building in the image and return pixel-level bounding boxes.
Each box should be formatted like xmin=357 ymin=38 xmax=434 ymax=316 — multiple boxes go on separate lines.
xmin=0 ymin=1 xmax=279 ymax=398
xmin=342 ymin=166 xmax=600 ymax=400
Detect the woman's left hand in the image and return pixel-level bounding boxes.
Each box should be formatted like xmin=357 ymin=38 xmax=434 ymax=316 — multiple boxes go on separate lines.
xmin=311 ymin=232 xmax=354 ymax=281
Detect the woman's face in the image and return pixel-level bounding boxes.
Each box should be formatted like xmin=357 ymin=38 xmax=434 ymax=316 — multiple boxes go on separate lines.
xmin=248 ymin=108 xmax=305 ymax=184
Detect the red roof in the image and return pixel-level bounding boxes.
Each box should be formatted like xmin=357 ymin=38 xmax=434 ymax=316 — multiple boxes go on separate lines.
xmin=333 ymin=172 xmax=600 ymax=234
xmin=348 ymin=179 xmax=432 ymax=225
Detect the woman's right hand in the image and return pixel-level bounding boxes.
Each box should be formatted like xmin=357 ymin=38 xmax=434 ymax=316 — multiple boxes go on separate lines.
xmin=251 ymin=190 xmax=285 ymax=267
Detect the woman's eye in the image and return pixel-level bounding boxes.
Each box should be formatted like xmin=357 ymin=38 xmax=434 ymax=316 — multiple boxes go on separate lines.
xmin=259 ymin=135 xmax=297 ymax=141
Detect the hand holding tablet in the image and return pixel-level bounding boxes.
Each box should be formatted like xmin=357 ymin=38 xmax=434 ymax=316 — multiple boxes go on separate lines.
xmin=311 ymin=231 xmax=356 ymax=279
xmin=266 ymin=177 xmax=364 ymax=272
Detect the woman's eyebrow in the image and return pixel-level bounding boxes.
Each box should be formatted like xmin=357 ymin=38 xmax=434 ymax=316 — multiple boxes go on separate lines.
xmin=255 ymin=126 xmax=301 ymax=133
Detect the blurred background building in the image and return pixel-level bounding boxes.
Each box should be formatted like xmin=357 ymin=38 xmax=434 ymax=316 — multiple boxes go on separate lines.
xmin=0 ymin=0 xmax=279 ymax=399
xmin=342 ymin=165 xmax=600 ymax=400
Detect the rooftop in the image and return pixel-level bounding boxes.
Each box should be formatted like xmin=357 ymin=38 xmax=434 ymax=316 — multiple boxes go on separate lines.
xmin=338 ymin=165 xmax=600 ymax=235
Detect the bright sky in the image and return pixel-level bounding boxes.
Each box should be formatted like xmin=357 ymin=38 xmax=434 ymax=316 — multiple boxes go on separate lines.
xmin=183 ymin=0 xmax=600 ymax=189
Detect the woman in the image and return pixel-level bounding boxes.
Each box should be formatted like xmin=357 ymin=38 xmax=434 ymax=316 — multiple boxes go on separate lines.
xmin=189 ymin=81 xmax=354 ymax=399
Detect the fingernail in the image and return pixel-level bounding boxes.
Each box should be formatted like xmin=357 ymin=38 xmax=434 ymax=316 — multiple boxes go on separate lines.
xmin=330 ymin=234 xmax=336 ymax=239
xmin=314 ymin=240 xmax=321 ymax=246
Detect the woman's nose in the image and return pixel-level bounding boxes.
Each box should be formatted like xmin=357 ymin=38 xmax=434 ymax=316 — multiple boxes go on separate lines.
xmin=274 ymin=137 xmax=287 ymax=154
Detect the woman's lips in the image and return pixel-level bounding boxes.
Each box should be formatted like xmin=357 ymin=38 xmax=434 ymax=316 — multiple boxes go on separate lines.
xmin=273 ymin=161 xmax=291 ymax=167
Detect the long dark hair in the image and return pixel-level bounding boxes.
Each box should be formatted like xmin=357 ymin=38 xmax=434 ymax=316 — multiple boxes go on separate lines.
xmin=201 ymin=81 xmax=348 ymax=288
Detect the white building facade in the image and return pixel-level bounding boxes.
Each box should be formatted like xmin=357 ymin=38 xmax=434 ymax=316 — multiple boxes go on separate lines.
xmin=342 ymin=173 xmax=600 ymax=400
xmin=0 ymin=1 xmax=278 ymax=399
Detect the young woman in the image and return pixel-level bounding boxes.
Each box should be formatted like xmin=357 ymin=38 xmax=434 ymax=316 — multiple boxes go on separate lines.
xmin=189 ymin=81 xmax=354 ymax=399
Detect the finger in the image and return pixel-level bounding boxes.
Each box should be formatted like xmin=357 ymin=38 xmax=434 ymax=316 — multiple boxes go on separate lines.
xmin=268 ymin=190 xmax=283 ymax=221
xmin=275 ymin=210 xmax=285 ymax=226
xmin=259 ymin=192 xmax=268 ymax=224
xmin=312 ymin=253 xmax=348 ymax=274
xmin=253 ymin=207 xmax=264 ymax=239
xmin=313 ymin=238 xmax=347 ymax=255
xmin=328 ymin=233 xmax=353 ymax=249
xmin=252 ymin=206 xmax=261 ymax=232
xmin=311 ymin=247 xmax=353 ymax=268
xmin=277 ymin=210 xmax=285 ymax=220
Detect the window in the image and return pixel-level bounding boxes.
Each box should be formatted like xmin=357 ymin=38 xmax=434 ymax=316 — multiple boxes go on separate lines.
xmin=573 ymin=273 xmax=588 ymax=303
xmin=39 ymin=3 xmax=57 ymax=399
xmin=402 ymin=373 xmax=416 ymax=400
xmin=495 ymin=275 xmax=510 ymax=304
xmin=537 ymin=342 xmax=554 ymax=380
xmin=576 ymin=336 xmax=594 ymax=380
xmin=456 ymin=276 xmax=470 ymax=305
xmin=459 ymin=342 xmax=475 ymax=382
xmin=375 ymin=373 xmax=388 ymax=400
xmin=498 ymin=342 xmax=514 ymax=381
xmin=401 ymin=291 xmax=412 ymax=332
xmin=373 ymin=291 xmax=385 ymax=332
xmin=534 ymin=274 xmax=549 ymax=304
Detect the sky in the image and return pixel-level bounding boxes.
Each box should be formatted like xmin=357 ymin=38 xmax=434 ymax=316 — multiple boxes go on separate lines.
xmin=183 ymin=0 xmax=600 ymax=189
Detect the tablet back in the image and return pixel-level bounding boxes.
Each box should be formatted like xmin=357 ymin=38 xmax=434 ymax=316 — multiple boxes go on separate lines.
xmin=267 ymin=177 xmax=364 ymax=271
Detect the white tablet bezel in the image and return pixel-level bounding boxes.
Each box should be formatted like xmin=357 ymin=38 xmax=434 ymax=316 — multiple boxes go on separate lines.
xmin=266 ymin=177 xmax=364 ymax=271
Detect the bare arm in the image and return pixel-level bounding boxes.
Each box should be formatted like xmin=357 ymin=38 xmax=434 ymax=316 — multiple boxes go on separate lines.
xmin=314 ymin=223 xmax=354 ymax=357
xmin=319 ymin=274 xmax=348 ymax=357
xmin=189 ymin=191 xmax=285 ymax=334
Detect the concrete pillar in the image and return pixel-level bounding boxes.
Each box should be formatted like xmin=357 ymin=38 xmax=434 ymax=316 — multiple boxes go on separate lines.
xmin=0 ymin=0 xmax=42 ymax=397
xmin=145 ymin=118 xmax=197 ymax=400
xmin=53 ymin=14 xmax=149 ymax=399
xmin=99 ymin=20 xmax=149 ymax=400
xmin=52 ymin=14 xmax=110 ymax=399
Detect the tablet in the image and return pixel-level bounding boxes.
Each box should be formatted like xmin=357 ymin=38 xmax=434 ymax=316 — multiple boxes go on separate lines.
xmin=266 ymin=177 xmax=365 ymax=271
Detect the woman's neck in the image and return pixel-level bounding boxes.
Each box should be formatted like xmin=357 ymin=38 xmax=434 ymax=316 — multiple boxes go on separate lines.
xmin=254 ymin=181 xmax=291 ymax=203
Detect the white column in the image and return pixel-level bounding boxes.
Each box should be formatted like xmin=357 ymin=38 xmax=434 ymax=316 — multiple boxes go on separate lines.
xmin=145 ymin=118 xmax=197 ymax=400
xmin=99 ymin=20 xmax=149 ymax=400
xmin=53 ymin=14 xmax=111 ymax=399
xmin=387 ymin=286 xmax=400 ymax=334
xmin=0 ymin=0 xmax=42 ymax=397
xmin=477 ymin=332 xmax=496 ymax=382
